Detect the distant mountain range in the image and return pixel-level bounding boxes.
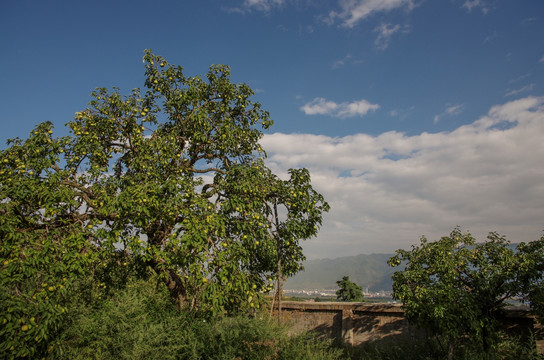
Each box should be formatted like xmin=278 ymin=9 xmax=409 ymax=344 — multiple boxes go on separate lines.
xmin=284 ymin=253 xmax=396 ymax=292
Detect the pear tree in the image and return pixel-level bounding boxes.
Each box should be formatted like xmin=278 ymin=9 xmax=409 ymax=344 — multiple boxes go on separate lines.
xmin=0 ymin=50 xmax=328 ymax=358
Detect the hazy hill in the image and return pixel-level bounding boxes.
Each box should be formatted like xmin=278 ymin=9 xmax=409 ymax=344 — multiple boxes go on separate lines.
xmin=284 ymin=253 xmax=396 ymax=292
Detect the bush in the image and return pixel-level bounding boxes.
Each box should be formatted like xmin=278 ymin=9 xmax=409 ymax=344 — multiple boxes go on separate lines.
xmin=188 ymin=316 xmax=343 ymax=360
xmin=56 ymin=277 xmax=343 ymax=360
xmin=342 ymin=335 xmax=544 ymax=360
xmin=57 ymin=278 xmax=188 ymax=359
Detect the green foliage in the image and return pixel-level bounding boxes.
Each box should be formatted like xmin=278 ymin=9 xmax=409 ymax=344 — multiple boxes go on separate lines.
xmin=388 ymin=227 xmax=544 ymax=358
xmin=57 ymin=277 xmax=185 ymax=359
xmin=57 ymin=277 xmax=343 ymax=360
xmin=0 ymin=50 xmax=328 ymax=357
xmin=342 ymin=336 xmax=544 ymax=360
xmin=189 ymin=316 xmax=343 ymax=360
xmin=336 ymin=276 xmax=364 ymax=302
xmin=0 ymin=121 xmax=97 ymax=358
xmin=343 ymin=338 xmax=445 ymax=360
xmin=493 ymin=333 xmax=543 ymax=360
xmin=518 ymin=234 xmax=544 ymax=323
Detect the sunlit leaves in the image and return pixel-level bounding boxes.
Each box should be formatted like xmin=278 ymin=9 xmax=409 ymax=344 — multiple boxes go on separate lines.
xmin=1 ymin=50 xmax=329 ymax=357
xmin=389 ymin=228 xmax=544 ymax=355
xmin=0 ymin=135 xmax=96 ymax=358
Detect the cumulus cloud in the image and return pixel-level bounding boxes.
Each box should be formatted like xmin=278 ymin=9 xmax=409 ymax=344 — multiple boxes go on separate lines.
xmin=301 ymin=98 xmax=380 ymax=118
xmin=329 ymin=0 xmax=415 ymax=28
xmin=262 ymin=96 xmax=544 ymax=259
xmin=433 ymin=103 xmax=465 ymax=124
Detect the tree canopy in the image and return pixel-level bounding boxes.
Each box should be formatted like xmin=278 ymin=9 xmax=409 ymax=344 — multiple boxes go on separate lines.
xmin=388 ymin=228 xmax=544 ymax=359
xmin=0 ymin=50 xmax=329 ymax=358
xmin=336 ymin=276 xmax=364 ymax=302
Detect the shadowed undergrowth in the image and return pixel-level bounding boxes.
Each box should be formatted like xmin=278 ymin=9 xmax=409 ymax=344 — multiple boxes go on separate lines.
xmin=48 ymin=277 xmax=543 ymax=360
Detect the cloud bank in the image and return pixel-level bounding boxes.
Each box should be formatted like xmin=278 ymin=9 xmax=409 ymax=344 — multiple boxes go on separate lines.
xmin=262 ymin=96 xmax=544 ymax=259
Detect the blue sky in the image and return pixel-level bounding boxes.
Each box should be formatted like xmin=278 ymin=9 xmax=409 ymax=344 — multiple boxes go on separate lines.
xmin=1 ymin=0 xmax=544 ymax=259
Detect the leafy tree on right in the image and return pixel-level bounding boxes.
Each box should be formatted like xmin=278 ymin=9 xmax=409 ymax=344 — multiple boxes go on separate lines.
xmin=388 ymin=227 xmax=544 ymax=360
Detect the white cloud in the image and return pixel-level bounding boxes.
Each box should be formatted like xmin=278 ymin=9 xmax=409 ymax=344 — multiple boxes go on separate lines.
xmin=245 ymin=0 xmax=284 ymax=11
xmin=389 ymin=105 xmax=415 ymax=120
xmin=332 ymin=54 xmax=353 ymax=69
xmin=262 ymin=96 xmax=544 ymax=259
xmin=540 ymin=55 xmax=544 ymax=63
xmin=227 ymin=0 xmax=285 ymax=13
xmin=300 ymin=98 xmax=339 ymax=116
xmin=433 ymin=104 xmax=465 ymax=124
xmin=509 ymin=73 xmax=532 ymax=84
xmin=301 ymin=98 xmax=380 ymax=118
xmin=462 ymin=0 xmax=490 ymax=14
xmin=504 ymin=84 xmax=535 ymax=97
xmin=329 ymin=0 xmax=415 ymax=28
xmin=374 ymin=23 xmax=410 ymax=50
xmin=521 ymin=18 xmax=537 ymax=26
xmin=483 ymin=31 xmax=497 ymax=43
xmin=333 ymin=56 xmax=364 ymax=69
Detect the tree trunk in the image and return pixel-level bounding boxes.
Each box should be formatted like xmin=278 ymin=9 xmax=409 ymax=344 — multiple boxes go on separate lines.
xmin=273 ymin=200 xmax=282 ymax=324
xmin=148 ymin=256 xmax=188 ymax=309
xmin=277 ymin=257 xmax=282 ymax=324
xmin=166 ymin=267 xmax=188 ymax=309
